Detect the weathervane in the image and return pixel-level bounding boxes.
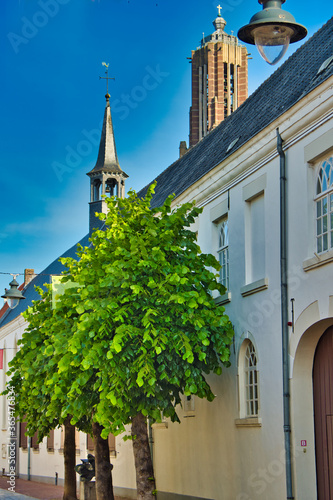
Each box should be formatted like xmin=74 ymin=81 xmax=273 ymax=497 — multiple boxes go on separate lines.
xmin=99 ymin=62 xmax=115 ymax=96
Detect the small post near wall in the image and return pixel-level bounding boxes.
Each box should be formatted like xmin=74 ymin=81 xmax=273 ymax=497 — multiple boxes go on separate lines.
xmin=80 ymin=481 xmax=96 ymax=500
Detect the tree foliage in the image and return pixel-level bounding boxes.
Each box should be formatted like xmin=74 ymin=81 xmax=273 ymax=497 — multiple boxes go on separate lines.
xmin=7 ymin=285 xmax=62 ymax=437
xmin=5 ymin=183 xmax=234 ymax=500
xmin=6 ymin=285 xmax=90 ymax=438
xmin=6 ymin=285 xmax=80 ymax=500
xmin=55 ymin=183 xmax=234 ymax=436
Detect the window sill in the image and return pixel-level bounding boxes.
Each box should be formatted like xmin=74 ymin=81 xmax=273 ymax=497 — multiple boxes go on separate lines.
xmin=152 ymin=422 xmax=168 ymax=429
xmin=183 ymin=411 xmax=196 ymax=418
xmin=303 ymin=249 xmax=333 ymax=271
xmin=241 ymin=278 xmax=268 ymax=297
xmin=214 ymin=292 xmax=231 ymax=305
xmin=235 ymin=417 xmax=262 ymax=427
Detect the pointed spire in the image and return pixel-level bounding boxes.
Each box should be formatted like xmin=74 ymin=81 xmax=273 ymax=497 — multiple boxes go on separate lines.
xmin=87 ymin=89 xmax=128 ymax=234
xmin=88 ymin=94 xmax=123 ymax=175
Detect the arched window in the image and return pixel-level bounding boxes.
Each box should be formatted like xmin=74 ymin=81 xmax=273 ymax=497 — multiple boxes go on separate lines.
xmin=217 ymin=218 xmax=229 ymax=290
xmin=238 ymin=338 xmax=260 ymax=419
xmin=244 ymin=341 xmax=259 ymax=417
xmin=315 ymin=157 xmax=333 ymax=254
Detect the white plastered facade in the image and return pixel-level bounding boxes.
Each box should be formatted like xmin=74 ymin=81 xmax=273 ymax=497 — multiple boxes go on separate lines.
xmin=149 ymin=77 xmax=333 ymax=500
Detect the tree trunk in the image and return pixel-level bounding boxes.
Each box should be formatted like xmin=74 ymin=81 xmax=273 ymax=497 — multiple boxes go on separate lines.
xmin=92 ymin=421 xmax=114 ymax=500
xmin=131 ymin=412 xmax=156 ymax=500
xmin=63 ymin=418 xmax=77 ymax=500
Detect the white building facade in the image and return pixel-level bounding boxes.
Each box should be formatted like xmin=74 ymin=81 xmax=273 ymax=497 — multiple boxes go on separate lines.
xmin=150 ymin=69 xmax=333 ymax=500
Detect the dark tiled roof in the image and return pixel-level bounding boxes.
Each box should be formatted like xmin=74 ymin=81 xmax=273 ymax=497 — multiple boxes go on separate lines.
xmin=0 ymin=234 xmax=90 ymax=328
xmin=138 ymin=17 xmax=333 ymax=208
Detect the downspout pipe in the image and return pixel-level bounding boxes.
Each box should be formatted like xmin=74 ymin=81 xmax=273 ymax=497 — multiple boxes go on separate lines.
xmin=277 ymin=128 xmax=293 ymax=499
xmin=27 ymin=436 xmax=31 ymax=481
xmin=148 ymin=418 xmax=154 ymax=466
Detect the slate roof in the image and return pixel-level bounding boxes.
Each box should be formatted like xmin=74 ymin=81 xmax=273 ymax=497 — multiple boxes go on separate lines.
xmin=138 ymin=17 xmax=333 ymax=208
xmin=0 ymin=234 xmax=90 ymax=328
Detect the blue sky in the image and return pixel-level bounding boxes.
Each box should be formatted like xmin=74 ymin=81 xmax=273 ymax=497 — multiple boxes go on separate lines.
xmin=0 ymin=0 xmax=331 ymax=295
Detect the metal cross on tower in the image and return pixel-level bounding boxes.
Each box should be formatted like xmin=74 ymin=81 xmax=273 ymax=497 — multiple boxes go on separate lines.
xmin=217 ymin=4 xmax=222 ymax=16
xmin=99 ymin=62 xmax=115 ymax=95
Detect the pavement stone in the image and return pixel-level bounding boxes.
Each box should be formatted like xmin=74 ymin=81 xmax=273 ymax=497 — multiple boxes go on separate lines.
xmin=0 ymin=477 xmax=62 ymax=500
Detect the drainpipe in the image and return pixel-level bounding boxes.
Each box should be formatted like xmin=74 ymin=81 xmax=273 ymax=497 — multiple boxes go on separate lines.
xmin=27 ymin=436 xmax=31 ymax=481
xmin=148 ymin=418 xmax=154 ymax=466
xmin=277 ymin=128 xmax=293 ymax=499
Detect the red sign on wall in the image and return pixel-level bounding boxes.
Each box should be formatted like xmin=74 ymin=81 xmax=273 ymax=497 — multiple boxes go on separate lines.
xmin=301 ymin=440 xmax=307 ymax=447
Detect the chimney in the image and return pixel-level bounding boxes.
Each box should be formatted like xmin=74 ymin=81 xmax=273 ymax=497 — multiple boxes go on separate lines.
xmin=24 ymin=269 xmax=35 ymax=286
xmin=179 ymin=141 xmax=188 ymax=158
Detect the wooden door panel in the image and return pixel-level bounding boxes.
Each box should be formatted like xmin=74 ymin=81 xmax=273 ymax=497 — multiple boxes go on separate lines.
xmin=313 ymin=326 xmax=333 ymax=500
xmin=327 ymin=415 xmax=333 ymax=499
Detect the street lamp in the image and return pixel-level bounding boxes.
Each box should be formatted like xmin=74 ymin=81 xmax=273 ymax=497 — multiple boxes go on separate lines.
xmin=1 ymin=275 xmax=26 ymax=310
xmin=238 ymin=0 xmax=307 ymax=65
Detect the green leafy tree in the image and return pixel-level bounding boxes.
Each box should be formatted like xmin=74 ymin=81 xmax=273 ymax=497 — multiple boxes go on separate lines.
xmin=55 ymin=183 xmax=234 ymax=499
xmin=6 ymin=286 xmax=114 ymax=500
xmin=6 ymin=286 xmax=78 ymax=500
xmin=6 ymin=183 xmax=233 ymax=500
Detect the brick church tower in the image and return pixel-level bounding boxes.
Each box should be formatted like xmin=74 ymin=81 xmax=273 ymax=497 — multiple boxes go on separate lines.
xmin=189 ymin=9 xmax=248 ymax=147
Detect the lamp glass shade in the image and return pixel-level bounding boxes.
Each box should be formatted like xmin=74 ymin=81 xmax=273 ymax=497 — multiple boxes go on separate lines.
xmin=7 ymin=298 xmax=20 ymax=310
xmin=253 ymin=25 xmax=294 ymax=65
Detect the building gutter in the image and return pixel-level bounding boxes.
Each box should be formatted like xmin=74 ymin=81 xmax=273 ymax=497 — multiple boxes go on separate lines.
xmin=277 ymin=128 xmax=293 ymax=499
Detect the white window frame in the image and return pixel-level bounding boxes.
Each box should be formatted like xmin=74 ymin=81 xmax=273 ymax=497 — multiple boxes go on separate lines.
xmin=244 ymin=341 xmax=259 ymax=417
xmin=210 ymin=199 xmax=231 ymax=304
xmin=235 ymin=337 xmax=261 ymax=427
xmin=217 ymin=218 xmax=229 ymax=291
xmin=315 ymin=156 xmax=333 ymax=254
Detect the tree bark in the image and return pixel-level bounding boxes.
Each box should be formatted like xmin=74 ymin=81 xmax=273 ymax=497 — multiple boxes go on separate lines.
xmin=92 ymin=421 xmax=114 ymax=500
xmin=131 ymin=412 xmax=156 ymax=500
xmin=63 ymin=418 xmax=77 ymax=500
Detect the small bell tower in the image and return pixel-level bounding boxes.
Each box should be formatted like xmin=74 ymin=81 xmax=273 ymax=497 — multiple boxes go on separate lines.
xmin=87 ymin=67 xmax=128 ymax=233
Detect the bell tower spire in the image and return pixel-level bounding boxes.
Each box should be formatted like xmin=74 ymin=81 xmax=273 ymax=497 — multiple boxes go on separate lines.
xmin=87 ymin=65 xmax=128 ymax=234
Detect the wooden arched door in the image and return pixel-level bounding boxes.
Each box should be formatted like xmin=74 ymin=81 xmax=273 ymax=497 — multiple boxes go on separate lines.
xmin=313 ymin=326 xmax=333 ymax=499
